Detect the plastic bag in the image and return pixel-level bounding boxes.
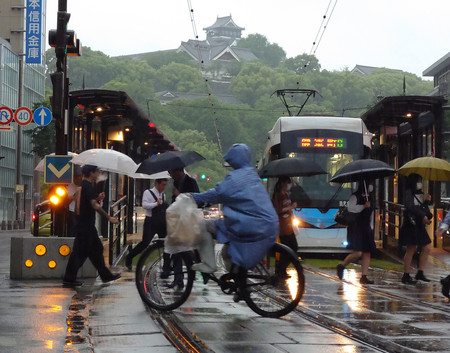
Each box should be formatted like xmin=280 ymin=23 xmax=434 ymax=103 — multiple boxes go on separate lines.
xmin=165 ymin=193 xmax=204 ymax=254
xmin=190 ymin=221 xmax=217 ymax=273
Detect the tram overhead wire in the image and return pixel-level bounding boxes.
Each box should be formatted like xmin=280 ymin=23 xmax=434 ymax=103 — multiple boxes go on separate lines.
xmin=186 ymin=0 xmax=223 ymax=154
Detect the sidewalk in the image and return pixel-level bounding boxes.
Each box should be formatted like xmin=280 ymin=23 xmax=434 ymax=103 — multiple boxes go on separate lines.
xmin=1 ymin=223 xmax=450 ymax=352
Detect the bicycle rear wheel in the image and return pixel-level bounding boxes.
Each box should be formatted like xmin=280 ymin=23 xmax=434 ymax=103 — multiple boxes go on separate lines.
xmin=242 ymin=242 xmax=304 ymax=318
xmin=135 ymin=240 xmax=195 ymax=311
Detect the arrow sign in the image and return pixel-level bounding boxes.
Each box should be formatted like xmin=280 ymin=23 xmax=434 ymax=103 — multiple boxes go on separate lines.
xmin=44 ymin=155 xmax=73 ymax=184
xmin=33 ymin=107 xmax=52 ymax=126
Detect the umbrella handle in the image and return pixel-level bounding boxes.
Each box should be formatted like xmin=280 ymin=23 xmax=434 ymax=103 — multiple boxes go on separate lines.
xmin=364 ymin=180 xmax=368 ymax=202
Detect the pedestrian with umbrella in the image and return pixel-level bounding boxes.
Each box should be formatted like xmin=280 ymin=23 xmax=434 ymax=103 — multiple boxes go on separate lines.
xmin=136 ymin=150 xmax=205 ymax=289
xmin=398 ymin=156 xmax=450 ymax=285
xmin=330 ymin=159 xmax=396 ymax=284
xmin=271 ymin=176 xmax=298 ymax=278
xmin=399 ymin=173 xmax=433 ymax=284
xmin=336 ymin=181 xmax=376 ymax=284
xmin=259 ymin=157 xmax=326 ymax=277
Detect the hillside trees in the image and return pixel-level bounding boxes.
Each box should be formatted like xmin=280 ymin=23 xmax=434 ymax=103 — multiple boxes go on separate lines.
xmin=41 ymin=38 xmax=434 ymax=184
xmin=236 ymin=33 xmax=286 ymax=68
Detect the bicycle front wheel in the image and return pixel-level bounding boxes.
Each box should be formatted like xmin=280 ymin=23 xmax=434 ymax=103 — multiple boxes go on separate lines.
xmin=135 ymin=240 xmax=195 ymax=311
xmin=242 ymin=242 xmax=304 ymax=318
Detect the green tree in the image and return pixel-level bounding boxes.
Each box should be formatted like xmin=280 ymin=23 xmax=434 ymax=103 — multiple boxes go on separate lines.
xmin=282 ymin=54 xmax=321 ymax=74
xmin=236 ymin=34 xmax=286 ymax=68
xmin=139 ymin=51 xmax=194 ymax=70
xmin=229 ymin=62 xmax=287 ymax=107
xmin=155 ymin=62 xmax=205 ymax=92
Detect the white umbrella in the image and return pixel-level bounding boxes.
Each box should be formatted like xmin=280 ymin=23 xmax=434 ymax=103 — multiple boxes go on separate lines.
xmin=71 ymin=149 xmax=138 ymax=175
xmin=34 ymin=152 xmax=77 ymax=172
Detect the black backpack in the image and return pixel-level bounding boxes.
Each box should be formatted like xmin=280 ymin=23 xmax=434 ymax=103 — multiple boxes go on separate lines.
xmin=149 ymin=190 xmax=169 ymax=237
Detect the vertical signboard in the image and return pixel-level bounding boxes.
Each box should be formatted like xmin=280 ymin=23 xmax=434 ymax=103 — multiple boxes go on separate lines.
xmin=25 ymin=0 xmax=42 ymax=64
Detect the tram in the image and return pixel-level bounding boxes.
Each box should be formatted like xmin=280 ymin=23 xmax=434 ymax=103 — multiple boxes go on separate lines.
xmin=260 ymin=115 xmax=373 ymax=252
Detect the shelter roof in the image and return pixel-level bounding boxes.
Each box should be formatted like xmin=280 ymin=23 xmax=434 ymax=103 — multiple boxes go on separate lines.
xmin=360 ymin=95 xmax=447 ymax=130
xmin=423 ymin=52 xmax=450 ymax=77
xmin=69 ymin=89 xmax=176 ymax=153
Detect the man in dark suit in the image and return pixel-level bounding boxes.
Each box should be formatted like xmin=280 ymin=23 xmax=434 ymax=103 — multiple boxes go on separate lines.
xmin=169 ymin=168 xmax=200 ymax=202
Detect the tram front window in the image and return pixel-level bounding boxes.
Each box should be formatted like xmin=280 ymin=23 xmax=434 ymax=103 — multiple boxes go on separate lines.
xmin=289 ymin=153 xmax=357 ymax=209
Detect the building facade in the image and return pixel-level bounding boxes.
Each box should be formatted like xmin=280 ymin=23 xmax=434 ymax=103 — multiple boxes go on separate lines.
xmin=0 ymin=0 xmax=46 ymax=227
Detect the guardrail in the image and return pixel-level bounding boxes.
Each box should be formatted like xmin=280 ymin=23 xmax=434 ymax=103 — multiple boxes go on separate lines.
xmin=380 ymin=201 xmax=405 ymax=249
xmin=32 ymin=200 xmax=53 ymax=237
xmin=108 ymin=196 xmax=128 ymax=266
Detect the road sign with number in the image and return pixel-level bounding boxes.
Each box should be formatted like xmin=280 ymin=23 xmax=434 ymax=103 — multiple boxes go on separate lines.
xmin=33 ymin=107 xmax=52 ymax=126
xmin=0 ymin=106 xmax=13 ymax=125
xmin=14 ymin=107 xmax=33 ymax=125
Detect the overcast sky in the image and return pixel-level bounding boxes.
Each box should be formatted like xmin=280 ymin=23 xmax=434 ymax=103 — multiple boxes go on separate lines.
xmin=45 ymin=0 xmax=449 ymax=78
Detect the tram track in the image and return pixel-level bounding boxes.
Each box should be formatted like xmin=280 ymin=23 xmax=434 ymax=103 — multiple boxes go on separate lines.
xmin=146 ymin=306 xmax=215 ymax=353
xmin=289 ymin=265 xmax=450 ymax=353
xmin=140 ymin=256 xmax=449 ymax=353
xmin=304 ymin=266 xmax=450 ymax=314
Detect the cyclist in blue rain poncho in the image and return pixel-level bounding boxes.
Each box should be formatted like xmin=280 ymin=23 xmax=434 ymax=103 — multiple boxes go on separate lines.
xmin=192 ymin=143 xmax=279 ymax=269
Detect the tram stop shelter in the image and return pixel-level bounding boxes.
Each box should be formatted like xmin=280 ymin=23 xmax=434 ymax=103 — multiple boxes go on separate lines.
xmin=360 ymin=95 xmax=447 ymax=250
xmin=68 ymin=89 xmax=176 ymax=260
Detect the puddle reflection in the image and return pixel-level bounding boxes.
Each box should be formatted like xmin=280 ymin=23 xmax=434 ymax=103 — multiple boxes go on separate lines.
xmin=286 ymin=268 xmax=299 ymax=300
xmin=340 ymin=269 xmax=366 ymax=312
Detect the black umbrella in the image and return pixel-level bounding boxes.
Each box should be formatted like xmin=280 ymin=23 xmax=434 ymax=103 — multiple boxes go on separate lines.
xmin=136 ymin=151 xmax=205 ymax=175
xmin=329 ymin=159 xmax=396 ymax=183
xmin=258 ymin=157 xmax=327 ymax=178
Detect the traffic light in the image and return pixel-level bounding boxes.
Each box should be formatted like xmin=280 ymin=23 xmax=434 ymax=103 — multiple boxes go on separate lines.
xmin=200 ymin=174 xmax=206 ymax=180
xmin=48 ymin=11 xmax=81 ymax=58
xmin=67 ymin=37 xmax=82 ymax=56
xmin=50 ymin=71 xmax=64 ymax=115
xmin=48 ymin=185 xmax=67 ymax=209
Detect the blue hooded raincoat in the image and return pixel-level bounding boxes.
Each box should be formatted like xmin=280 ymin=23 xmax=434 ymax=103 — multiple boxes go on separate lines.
xmin=193 ymin=144 xmax=279 ymax=269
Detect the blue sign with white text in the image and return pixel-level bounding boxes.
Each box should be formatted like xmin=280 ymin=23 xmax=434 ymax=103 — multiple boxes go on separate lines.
xmin=25 ymin=0 xmax=42 ymax=64
xmin=33 ymin=107 xmax=52 ymax=126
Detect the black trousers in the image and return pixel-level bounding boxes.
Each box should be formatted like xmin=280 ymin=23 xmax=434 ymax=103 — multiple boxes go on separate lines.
xmin=63 ymin=226 xmax=113 ymax=282
xmin=276 ymin=234 xmax=298 ymax=273
xmin=128 ymin=217 xmax=155 ymax=260
xmin=67 ymin=211 xmax=77 ymax=237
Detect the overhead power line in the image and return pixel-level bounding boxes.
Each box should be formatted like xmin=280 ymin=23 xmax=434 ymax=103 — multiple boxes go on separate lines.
xmin=301 ymin=0 xmax=338 ymax=73
xmin=185 ymin=0 xmax=223 ymax=153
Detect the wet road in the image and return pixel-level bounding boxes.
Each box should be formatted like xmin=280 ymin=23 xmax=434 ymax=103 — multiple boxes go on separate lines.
xmin=150 ymin=250 xmax=450 ymax=353
xmin=0 ymin=231 xmax=71 ymax=352
xmin=2 ymin=230 xmax=450 ymax=352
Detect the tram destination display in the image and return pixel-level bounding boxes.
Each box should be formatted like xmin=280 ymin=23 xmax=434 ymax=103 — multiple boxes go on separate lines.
xmin=298 ymin=137 xmax=347 ymax=149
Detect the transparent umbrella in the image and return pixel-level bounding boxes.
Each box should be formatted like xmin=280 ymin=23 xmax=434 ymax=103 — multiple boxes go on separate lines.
xmin=71 ymin=149 xmax=137 ymax=175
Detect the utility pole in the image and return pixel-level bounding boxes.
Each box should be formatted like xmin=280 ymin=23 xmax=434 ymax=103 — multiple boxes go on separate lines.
xmin=48 ymin=0 xmax=81 ymax=235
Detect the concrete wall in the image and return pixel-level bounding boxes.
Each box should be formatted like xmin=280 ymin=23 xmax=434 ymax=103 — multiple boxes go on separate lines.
xmin=10 ymin=236 xmax=97 ymax=279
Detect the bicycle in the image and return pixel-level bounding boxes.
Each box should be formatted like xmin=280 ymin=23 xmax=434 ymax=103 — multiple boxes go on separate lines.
xmin=135 ymin=238 xmax=305 ymax=318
